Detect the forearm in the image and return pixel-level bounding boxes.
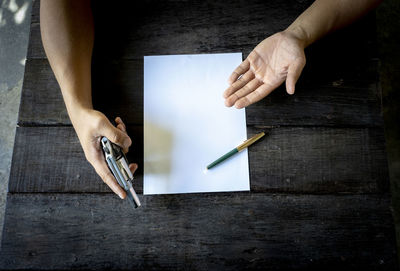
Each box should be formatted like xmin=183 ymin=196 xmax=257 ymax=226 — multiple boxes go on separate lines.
xmin=286 ymin=0 xmax=382 ymax=47
xmin=40 ymin=0 xmax=94 ymax=121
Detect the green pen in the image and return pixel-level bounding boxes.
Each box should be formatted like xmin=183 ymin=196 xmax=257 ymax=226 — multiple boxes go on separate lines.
xmin=206 ymin=132 xmax=265 ymax=170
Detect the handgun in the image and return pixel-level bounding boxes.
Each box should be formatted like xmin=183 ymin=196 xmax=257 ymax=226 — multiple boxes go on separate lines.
xmin=101 ymin=136 xmax=141 ymax=208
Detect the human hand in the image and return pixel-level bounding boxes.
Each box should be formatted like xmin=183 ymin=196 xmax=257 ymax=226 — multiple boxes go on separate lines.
xmin=224 ymin=29 xmax=306 ymax=108
xmin=70 ymin=109 xmax=137 ymax=199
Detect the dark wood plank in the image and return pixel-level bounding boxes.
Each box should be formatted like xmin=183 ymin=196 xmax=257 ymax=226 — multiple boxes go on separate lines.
xmin=249 ymin=125 xmax=389 ymax=194
xmin=28 ymin=0 xmax=312 ymax=59
xmin=0 ymin=193 xmax=396 ymax=270
xmin=18 ymin=58 xmax=144 ymax=126
xmin=18 ymin=58 xmax=382 ymax=127
xmin=29 ymin=0 xmax=39 ymax=24
xmin=8 ymin=126 xmax=142 ymax=194
xmin=28 ymin=0 xmax=376 ymax=62
xmin=8 ymin=126 xmax=389 ymax=194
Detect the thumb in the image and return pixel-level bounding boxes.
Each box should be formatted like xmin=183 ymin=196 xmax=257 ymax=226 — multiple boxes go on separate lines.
xmin=99 ymin=119 xmax=132 ymax=151
xmin=286 ymin=57 xmax=305 ymax=95
xmin=91 ymin=158 xmax=127 ymax=199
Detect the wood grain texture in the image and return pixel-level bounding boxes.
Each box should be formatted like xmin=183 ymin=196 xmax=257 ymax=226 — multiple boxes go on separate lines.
xmin=28 ymin=0 xmax=312 ymax=59
xmin=29 ymin=0 xmax=377 ymax=61
xmin=8 ymin=126 xmax=389 ymax=194
xmin=4 ymin=1 xmax=394 ymax=269
xmin=30 ymin=0 xmax=39 ymax=24
xmin=0 ymin=193 xmax=396 ymax=270
xmin=8 ymin=126 xmax=142 ymax=194
xmin=18 ymin=58 xmax=144 ymax=126
xmin=18 ymin=58 xmax=382 ymax=127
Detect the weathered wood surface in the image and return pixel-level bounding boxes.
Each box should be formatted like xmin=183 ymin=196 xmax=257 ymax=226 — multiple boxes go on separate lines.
xmin=28 ymin=0 xmax=376 ymax=61
xmin=9 ymin=126 xmax=389 ymax=194
xmin=0 ymin=193 xmax=396 ymax=270
xmin=2 ymin=0 xmax=395 ymax=270
xmin=28 ymin=0 xmax=313 ymax=59
xmin=18 ymin=58 xmax=382 ymax=127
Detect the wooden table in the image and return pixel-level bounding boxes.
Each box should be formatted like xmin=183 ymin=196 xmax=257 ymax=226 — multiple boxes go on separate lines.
xmin=0 ymin=0 xmax=397 ymax=269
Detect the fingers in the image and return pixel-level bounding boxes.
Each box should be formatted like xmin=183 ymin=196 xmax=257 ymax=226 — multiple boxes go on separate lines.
xmin=225 ymin=77 xmax=263 ymax=107
xmin=114 ymin=117 xmax=130 ymax=153
xmin=92 ymin=158 xmax=127 ymax=199
xmin=223 ymin=70 xmax=255 ymax=99
xmin=129 ymin=163 xmax=138 ymax=174
xmin=115 ymin=117 xmax=126 ymax=133
xmin=285 ymin=57 xmax=305 ymax=95
xmin=228 ymin=59 xmax=250 ymax=85
xmin=99 ymin=117 xmax=131 ymax=153
xmin=234 ymin=82 xmax=277 ymax=109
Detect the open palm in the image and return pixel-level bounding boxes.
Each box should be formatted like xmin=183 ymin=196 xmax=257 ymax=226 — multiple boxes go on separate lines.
xmin=224 ymin=31 xmax=306 ymax=108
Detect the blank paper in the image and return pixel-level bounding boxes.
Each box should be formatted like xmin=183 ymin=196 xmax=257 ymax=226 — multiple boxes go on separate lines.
xmin=144 ymin=53 xmax=250 ymax=195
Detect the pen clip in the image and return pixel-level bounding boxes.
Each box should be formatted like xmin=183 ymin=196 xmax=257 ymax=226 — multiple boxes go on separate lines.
xmin=237 ymin=132 xmax=265 ymax=151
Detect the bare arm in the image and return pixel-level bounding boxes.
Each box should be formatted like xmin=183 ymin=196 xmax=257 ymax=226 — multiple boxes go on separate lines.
xmin=40 ymin=0 xmax=93 ymax=113
xmin=224 ymin=0 xmax=382 ymax=108
xmin=40 ymin=0 xmax=136 ymax=199
xmin=287 ymin=0 xmax=383 ymax=47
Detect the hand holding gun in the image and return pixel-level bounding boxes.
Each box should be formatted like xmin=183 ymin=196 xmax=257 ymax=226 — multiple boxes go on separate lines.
xmin=101 ymin=137 xmax=141 ymax=208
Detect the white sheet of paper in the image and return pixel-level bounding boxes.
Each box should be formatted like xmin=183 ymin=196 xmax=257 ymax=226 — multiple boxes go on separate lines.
xmin=143 ymin=53 xmax=250 ymax=195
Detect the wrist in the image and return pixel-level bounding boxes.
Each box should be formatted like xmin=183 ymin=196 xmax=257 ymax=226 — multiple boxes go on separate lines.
xmin=284 ymin=25 xmax=310 ymax=48
xmin=67 ymin=103 xmax=93 ymax=124
xmin=59 ymin=84 xmax=93 ymax=121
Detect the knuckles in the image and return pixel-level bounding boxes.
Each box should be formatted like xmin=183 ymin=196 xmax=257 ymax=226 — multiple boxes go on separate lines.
xmin=110 ymin=132 xmax=123 ymax=146
xmin=92 ymin=115 xmax=106 ymax=131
